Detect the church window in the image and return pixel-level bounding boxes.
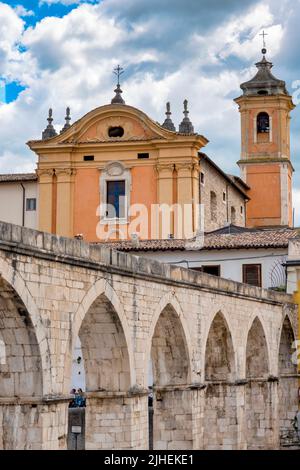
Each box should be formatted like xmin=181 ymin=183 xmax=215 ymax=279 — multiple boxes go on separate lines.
xmin=243 ymin=264 xmax=262 ymax=287
xmin=210 ymin=191 xmax=217 ymax=222
xmin=231 ymin=206 xmax=236 ymax=224
xmin=100 ymin=162 xmax=131 ymax=223
xmin=106 ymin=180 xmax=126 ymax=218
xmin=240 ymin=205 xmax=243 ymax=215
xmin=223 ymin=192 xmax=226 ymax=203
xmin=257 ymin=112 xmax=270 ymax=133
xmin=108 ymin=126 xmax=124 ymax=138
xmin=200 ymin=172 xmax=205 ymax=185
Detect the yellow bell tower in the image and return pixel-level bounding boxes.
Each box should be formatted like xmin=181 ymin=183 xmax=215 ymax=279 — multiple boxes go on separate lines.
xmin=235 ymin=43 xmax=295 ymax=228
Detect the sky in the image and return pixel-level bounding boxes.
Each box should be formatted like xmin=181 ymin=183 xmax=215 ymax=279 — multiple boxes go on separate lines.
xmin=1 ymin=0 xmax=300 ymax=222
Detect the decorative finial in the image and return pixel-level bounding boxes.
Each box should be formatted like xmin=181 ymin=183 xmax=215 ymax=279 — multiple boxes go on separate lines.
xmin=162 ymin=102 xmax=176 ymax=131
xmin=42 ymin=108 xmax=57 ymax=140
xmin=179 ymin=99 xmax=194 ymax=134
xmin=260 ymin=30 xmax=268 ymax=55
xmin=111 ymin=65 xmax=125 ymax=104
xmin=60 ymin=107 xmax=71 ymax=133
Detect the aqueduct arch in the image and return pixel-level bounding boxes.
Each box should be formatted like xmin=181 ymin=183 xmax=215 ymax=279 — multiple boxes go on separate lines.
xmin=203 ymin=312 xmax=238 ymax=450
xmin=245 ymin=317 xmax=274 ymax=449
xmin=0 ymin=275 xmax=44 ymax=449
xmin=278 ymin=316 xmax=298 ymax=446
xmin=149 ymin=301 xmax=193 ymax=450
xmin=68 ymin=280 xmax=145 ymax=450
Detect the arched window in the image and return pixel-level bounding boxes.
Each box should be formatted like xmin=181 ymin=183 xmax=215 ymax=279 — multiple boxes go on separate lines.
xmin=257 ymin=112 xmax=270 ymax=133
xmin=210 ymin=191 xmax=217 ymax=222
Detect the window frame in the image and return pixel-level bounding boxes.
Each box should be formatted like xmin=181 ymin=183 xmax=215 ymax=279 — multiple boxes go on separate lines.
xmin=99 ymin=162 xmax=131 ymax=224
xmin=26 ymin=198 xmax=37 ymax=212
xmin=242 ymin=264 xmax=262 ymax=287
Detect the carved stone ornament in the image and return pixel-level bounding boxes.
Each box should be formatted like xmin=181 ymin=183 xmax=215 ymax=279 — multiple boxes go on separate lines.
xmin=55 ymin=168 xmax=76 ymax=177
xmin=105 ymin=161 xmax=126 ymax=177
xmin=37 ymin=169 xmax=54 ymax=178
xmin=155 ymin=163 xmax=175 ymax=174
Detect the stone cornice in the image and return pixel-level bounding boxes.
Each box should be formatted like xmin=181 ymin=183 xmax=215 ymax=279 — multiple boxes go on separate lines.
xmin=234 ymin=93 xmax=295 ymax=111
xmin=55 ymin=168 xmax=76 ymax=177
xmin=237 ymin=157 xmax=294 ymax=172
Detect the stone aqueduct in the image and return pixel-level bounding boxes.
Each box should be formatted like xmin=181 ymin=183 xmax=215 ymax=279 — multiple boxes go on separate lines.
xmin=0 ymin=221 xmax=298 ymax=450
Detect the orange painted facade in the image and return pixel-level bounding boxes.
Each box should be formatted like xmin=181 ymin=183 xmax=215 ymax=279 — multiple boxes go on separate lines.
xmin=245 ymin=163 xmax=282 ymax=226
xmin=29 ymin=104 xmax=208 ymax=242
xmin=73 ymin=168 xmax=99 ymax=240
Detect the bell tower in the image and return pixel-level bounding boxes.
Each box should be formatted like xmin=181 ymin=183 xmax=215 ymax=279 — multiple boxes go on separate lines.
xmin=235 ymin=42 xmax=295 ymax=228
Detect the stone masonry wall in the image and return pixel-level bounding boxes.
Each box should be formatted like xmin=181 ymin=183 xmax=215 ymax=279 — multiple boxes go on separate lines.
xmin=0 ymin=221 xmax=298 ymax=450
xmin=200 ymin=158 xmax=246 ymax=231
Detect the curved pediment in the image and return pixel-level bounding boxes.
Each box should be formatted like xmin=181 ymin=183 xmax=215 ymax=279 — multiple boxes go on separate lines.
xmin=41 ymin=104 xmax=177 ymax=145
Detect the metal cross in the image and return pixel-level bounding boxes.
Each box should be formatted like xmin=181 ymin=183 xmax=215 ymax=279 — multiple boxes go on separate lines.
xmin=260 ymin=30 xmax=268 ymax=49
xmin=113 ymin=65 xmax=124 ymax=86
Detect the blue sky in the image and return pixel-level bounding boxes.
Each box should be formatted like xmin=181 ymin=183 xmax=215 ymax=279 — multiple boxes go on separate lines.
xmin=1 ymin=0 xmax=97 ymax=27
xmin=1 ymin=0 xmax=300 ymax=221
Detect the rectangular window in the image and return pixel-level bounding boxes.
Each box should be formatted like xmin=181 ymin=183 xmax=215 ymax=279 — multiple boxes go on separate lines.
xmin=223 ymin=192 xmax=226 ymax=202
xmin=240 ymin=205 xmax=244 ymax=215
xmin=83 ymin=155 xmax=94 ymax=161
xmin=26 ymin=198 xmax=36 ymax=211
xmin=106 ymin=180 xmax=126 ymax=219
xmin=200 ymin=172 xmax=205 ymax=184
xmin=137 ymin=153 xmax=149 ymax=159
xmin=192 ymin=265 xmax=221 ymax=277
xmin=243 ymin=264 xmax=262 ymax=287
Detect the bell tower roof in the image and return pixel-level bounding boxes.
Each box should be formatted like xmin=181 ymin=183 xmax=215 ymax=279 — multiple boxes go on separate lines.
xmin=240 ymin=44 xmax=288 ymax=97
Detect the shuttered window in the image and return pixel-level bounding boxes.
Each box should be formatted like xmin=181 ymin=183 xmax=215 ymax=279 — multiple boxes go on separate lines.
xmin=243 ymin=264 xmax=262 ymax=287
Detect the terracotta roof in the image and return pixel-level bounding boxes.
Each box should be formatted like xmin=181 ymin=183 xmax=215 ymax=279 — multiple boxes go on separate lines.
xmin=0 ymin=173 xmax=37 ymax=183
xmin=100 ymin=227 xmax=299 ymax=252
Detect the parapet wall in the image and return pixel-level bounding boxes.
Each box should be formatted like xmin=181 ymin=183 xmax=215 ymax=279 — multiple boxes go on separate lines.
xmin=0 ymin=220 xmax=293 ymax=305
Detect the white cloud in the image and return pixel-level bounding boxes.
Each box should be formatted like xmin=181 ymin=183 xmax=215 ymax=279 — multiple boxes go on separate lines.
xmin=39 ymin=0 xmax=96 ymax=5
xmin=14 ymin=5 xmax=34 ymax=17
xmin=0 ymin=0 xmax=290 ymax=181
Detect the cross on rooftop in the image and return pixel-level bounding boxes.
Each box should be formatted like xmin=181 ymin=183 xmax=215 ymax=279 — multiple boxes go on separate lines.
xmin=113 ymin=65 xmax=124 ymax=86
xmin=260 ymin=30 xmax=268 ymax=49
